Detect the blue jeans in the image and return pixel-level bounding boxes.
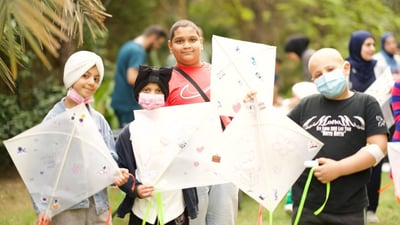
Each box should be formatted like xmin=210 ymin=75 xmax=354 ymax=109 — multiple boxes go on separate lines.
xmin=190 ymin=183 xmax=238 ymax=225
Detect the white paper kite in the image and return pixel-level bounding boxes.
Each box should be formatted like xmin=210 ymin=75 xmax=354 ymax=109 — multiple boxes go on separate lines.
xmin=211 ymin=35 xmax=276 ymax=116
xmin=365 ymin=68 xmax=395 ymax=127
xmin=3 ymin=104 xmax=119 ymax=218
xmin=387 ymin=142 xmax=400 ymax=201
xmin=131 ymin=102 xmax=226 ymax=191
xmin=216 ymin=104 xmax=323 ymax=212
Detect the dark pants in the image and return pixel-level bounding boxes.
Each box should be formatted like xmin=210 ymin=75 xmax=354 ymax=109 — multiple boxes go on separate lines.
xmin=292 ymin=206 xmax=366 ymax=225
xmin=367 ymin=159 xmax=384 ymax=212
xmin=129 ymin=211 xmax=189 ymax=225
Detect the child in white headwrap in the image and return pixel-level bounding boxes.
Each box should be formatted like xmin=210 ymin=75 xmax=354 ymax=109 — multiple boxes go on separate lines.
xmin=36 ymin=51 xmax=129 ymax=225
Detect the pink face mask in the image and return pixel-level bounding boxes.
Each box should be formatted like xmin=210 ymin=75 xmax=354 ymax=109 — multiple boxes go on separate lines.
xmin=67 ymin=88 xmax=94 ymax=104
xmin=138 ymin=93 xmax=165 ymax=110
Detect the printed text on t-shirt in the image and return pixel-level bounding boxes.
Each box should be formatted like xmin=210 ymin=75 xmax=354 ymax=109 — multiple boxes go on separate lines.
xmin=302 ymin=115 xmax=365 ymax=137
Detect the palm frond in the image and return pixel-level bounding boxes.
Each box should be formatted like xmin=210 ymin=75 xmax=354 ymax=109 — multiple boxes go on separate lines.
xmin=60 ymin=0 xmax=111 ymax=46
xmin=0 ymin=58 xmax=16 ymax=92
xmin=0 ymin=0 xmax=111 ymax=92
xmin=0 ymin=1 xmax=7 ymax=41
xmin=12 ymin=0 xmax=68 ymax=56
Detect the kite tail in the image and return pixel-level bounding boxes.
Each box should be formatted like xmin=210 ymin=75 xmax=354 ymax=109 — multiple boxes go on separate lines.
xmin=378 ymin=180 xmax=393 ymax=193
xmin=105 ymin=208 xmax=112 ymax=225
xmin=142 ymin=200 xmax=153 ymax=225
xmin=256 ymin=204 xmax=273 ymax=225
xmin=293 ymin=168 xmax=330 ymax=225
xmin=256 ymin=204 xmax=263 ymax=225
xmin=39 ymin=216 xmax=51 ymax=225
xmin=293 ymin=168 xmax=314 ymax=225
xmin=140 ymin=192 xmax=164 ymax=225
xmin=377 ymin=178 xmax=398 ymax=205
xmin=106 ymin=185 xmax=119 ymax=224
xmin=269 ymin=209 xmax=273 ymax=225
xmin=313 ymin=182 xmax=330 ymax=216
xmin=156 ymin=192 xmax=165 ymax=225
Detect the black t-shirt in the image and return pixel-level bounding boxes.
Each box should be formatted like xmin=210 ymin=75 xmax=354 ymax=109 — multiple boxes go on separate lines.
xmin=288 ymin=92 xmax=388 ymax=213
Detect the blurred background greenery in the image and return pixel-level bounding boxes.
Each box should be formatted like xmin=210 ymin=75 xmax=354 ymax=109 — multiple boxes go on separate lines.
xmin=1 ymin=0 xmax=400 ymax=171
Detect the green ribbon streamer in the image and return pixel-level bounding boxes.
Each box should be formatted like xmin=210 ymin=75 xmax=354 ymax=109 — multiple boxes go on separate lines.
xmin=293 ymin=167 xmax=331 ymax=225
xmin=269 ymin=209 xmax=273 ymax=225
xmin=258 ymin=205 xmax=274 ymax=225
xmin=140 ymin=192 xmax=165 ymax=225
xmin=156 ymin=192 xmax=165 ymax=225
xmin=313 ymin=182 xmax=330 ymax=215
xmin=142 ymin=200 xmax=152 ymax=225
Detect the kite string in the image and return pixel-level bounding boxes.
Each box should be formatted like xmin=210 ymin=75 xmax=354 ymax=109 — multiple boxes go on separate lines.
xmin=43 ymin=118 xmax=78 ymax=220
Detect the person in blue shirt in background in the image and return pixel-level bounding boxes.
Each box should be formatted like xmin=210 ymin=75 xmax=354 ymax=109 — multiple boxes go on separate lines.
xmin=111 ymin=25 xmax=167 ymax=128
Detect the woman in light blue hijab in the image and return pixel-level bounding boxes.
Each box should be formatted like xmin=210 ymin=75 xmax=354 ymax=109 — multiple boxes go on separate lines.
xmin=374 ymin=32 xmax=400 ymax=78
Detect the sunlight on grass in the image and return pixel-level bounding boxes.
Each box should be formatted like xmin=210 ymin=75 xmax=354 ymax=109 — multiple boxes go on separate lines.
xmin=1 ymin=170 xmax=399 ymax=225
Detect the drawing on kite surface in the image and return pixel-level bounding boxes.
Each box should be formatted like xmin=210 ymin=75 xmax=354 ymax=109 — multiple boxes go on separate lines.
xmin=132 ymin=102 xmax=226 ymax=191
xmin=211 ymin=35 xmax=276 ymax=117
xmin=4 ymin=104 xmax=120 ymax=218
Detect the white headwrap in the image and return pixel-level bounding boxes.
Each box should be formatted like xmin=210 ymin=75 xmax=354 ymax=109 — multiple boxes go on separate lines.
xmin=63 ymin=51 xmax=104 ymax=88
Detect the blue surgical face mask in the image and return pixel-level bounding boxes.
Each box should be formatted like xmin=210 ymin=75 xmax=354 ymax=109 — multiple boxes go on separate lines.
xmin=315 ymin=68 xmax=346 ymax=99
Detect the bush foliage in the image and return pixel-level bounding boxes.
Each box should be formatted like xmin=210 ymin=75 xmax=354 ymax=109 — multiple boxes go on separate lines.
xmin=0 ymin=76 xmax=65 ymax=171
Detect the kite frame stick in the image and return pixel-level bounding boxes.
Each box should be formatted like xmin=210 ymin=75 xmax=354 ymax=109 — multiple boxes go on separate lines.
xmin=43 ymin=120 xmax=77 ymax=219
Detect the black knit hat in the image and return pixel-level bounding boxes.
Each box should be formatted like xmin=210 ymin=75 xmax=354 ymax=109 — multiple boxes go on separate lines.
xmin=284 ymin=34 xmax=310 ymax=58
xmin=134 ymin=65 xmax=172 ymax=101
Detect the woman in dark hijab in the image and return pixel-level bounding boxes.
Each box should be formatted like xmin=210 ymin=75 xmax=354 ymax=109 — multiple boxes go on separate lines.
xmin=347 ymin=30 xmax=378 ymax=92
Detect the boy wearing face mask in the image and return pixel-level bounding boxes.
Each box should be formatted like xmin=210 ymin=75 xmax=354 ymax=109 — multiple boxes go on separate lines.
xmin=114 ymin=65 xmax=198 ymax=225
xmin=288 ymin=48 xmax=388 ymax=225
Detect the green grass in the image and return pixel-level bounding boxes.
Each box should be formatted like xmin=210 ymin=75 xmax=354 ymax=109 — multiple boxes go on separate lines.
xmin=1 ymin=169 xmax=399 ymax=225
